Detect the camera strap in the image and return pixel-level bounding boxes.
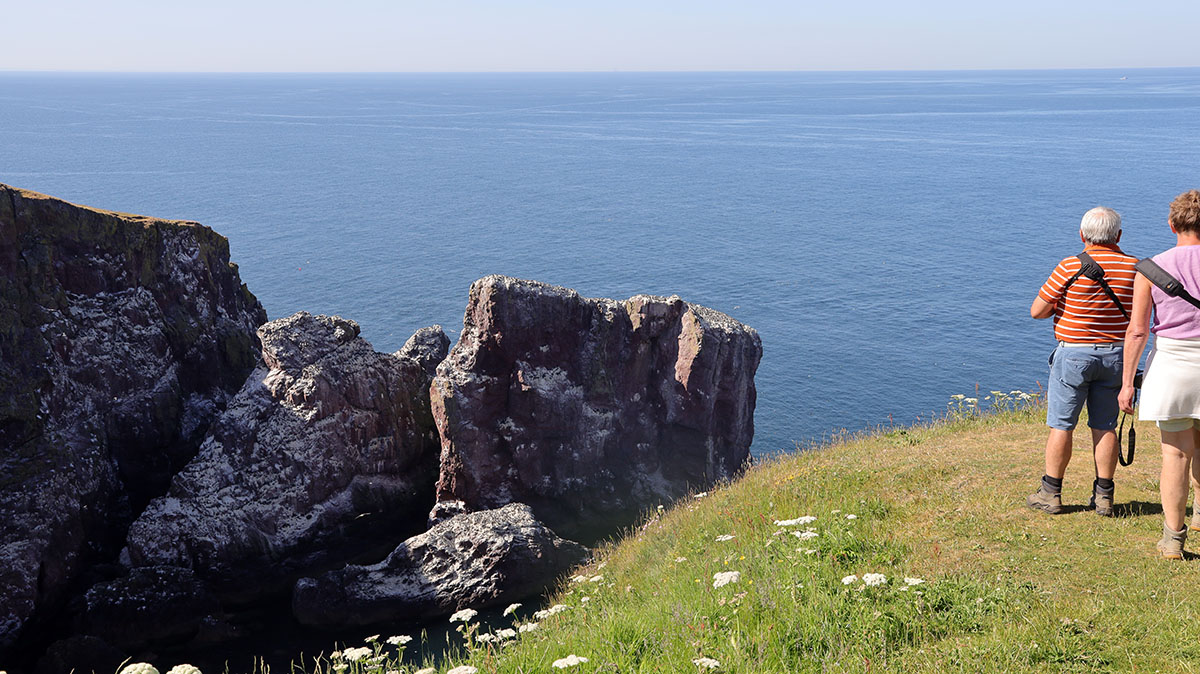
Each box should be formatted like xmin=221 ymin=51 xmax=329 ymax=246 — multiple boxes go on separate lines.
xmin=1062 ymin=252 xmax=1130 ymax=319
xmin=1116 ymin=369 xmax=1142 ymax=467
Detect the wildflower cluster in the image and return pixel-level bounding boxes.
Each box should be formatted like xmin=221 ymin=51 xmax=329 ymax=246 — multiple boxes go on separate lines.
xmin=119 ymin=664 xmax=203 ymax=674
xmin=948 ymin=388 xmax=1040 ymax=416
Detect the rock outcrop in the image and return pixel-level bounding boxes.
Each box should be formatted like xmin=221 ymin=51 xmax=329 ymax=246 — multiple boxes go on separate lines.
xmin=0 ymin=185 xmax=265 ymax=653
xmin=124 ymin=313 xmax=446 ymax=598
xmin=431 ymin=276 xmax=761 ymax=538
xmin=292 ymin=503 xmax=588 ymax=626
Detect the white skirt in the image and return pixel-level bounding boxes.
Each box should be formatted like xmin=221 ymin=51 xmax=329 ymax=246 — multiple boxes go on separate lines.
xmin=1139 ymin=335 xmax=1200 ymax=421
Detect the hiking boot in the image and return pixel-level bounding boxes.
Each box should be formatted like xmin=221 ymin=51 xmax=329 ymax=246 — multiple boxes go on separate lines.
xmin=1026 ymin=485 xmax=1063 ymax=514
xmin=1157 ymin=523 xmax=1187 ymax=560
xmin=1191 ymin=498 xmax=1200 ymax=533
xmin=1089 ymin=484 xmax=1115 ymax=517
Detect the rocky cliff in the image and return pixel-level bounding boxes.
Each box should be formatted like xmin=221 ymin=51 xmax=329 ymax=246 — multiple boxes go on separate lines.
xmin=430 ymin=275 xmax=762 ymax=538
xmin=124 ymin=313 xmax=446 ymax=599
xmin=0 ymin=185 xmax=266 ymax=653
xmin=0 ymin=185 xmax=763 ymax=670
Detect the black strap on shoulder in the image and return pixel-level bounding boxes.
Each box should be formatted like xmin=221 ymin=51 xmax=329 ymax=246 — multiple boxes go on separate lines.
xmin=1135 ymin=257 xmax=1200 ymax=311
xmin=1061 ymin=252 xmax=1130 ymax=319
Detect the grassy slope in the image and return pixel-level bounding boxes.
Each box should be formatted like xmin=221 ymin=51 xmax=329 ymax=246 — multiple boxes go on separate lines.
xmin=391 ymin=407 xmax=1200 ymax=674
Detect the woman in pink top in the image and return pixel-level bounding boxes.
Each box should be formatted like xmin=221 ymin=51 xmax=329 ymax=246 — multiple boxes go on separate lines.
xmin=1120 ymin=189 xmax=1200 ymax=559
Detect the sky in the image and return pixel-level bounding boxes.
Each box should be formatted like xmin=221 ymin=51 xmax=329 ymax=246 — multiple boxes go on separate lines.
xmin=2 ymin=0 xmax=1198 ymax=72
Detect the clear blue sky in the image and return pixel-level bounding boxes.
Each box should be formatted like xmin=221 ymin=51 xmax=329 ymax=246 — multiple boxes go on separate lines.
xmin=4 ymin=0 xmax=1198 ymax=72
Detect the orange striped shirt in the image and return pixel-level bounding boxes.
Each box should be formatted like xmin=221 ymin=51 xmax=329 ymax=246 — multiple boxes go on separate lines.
xmin=1038 ymin=243 xmax=1137 ymax=343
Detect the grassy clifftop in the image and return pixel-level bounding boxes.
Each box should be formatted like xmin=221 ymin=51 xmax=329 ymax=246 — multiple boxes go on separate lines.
xmin=377 ymin=405 xmax=1200 ymax=674
xmin=235 ymin=405 xmax=1200 ymax=674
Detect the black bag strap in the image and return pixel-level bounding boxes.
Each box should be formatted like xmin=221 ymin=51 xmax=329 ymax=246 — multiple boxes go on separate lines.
xmin=1135 ymin=257 xmax=1200 ymax=311
xmin=1061 ymin=252 xmax=1130 ymax=319
xmin=1117 ymin=412 xmax=1136 ymax=467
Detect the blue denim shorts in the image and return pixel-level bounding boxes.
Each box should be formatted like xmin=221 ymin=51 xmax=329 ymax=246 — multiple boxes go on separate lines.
xmin=1046 ymin=343 xmax=1124 ymax=431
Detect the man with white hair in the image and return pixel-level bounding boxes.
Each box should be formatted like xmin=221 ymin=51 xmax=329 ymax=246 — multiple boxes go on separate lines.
xmin=1028 ymin=206 xmax=1137 ymax=516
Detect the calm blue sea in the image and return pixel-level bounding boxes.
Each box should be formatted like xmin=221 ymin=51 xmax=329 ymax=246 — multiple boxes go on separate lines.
xmin=4 ymin=69 xmax=1200 ymax=455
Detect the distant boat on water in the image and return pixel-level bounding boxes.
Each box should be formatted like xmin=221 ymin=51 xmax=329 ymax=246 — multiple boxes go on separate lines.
xmin=1120 ymin=76 xmax=1128 ymax=80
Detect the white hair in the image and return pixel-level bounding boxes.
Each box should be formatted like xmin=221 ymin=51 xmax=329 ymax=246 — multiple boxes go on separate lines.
xmin=1079 ymin=206 xmax=1121 ymax=244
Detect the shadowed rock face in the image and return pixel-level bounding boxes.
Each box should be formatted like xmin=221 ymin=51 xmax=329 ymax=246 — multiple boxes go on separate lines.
xmin=292 ymin=502 xmax=588 ymax=626
xmin=0 ymin=185 xmax=265 ymax=654
xmin=431 ymin=275 xmax=762 ymax=538
xmin=124 ymin=313 xmax=446 ymax=599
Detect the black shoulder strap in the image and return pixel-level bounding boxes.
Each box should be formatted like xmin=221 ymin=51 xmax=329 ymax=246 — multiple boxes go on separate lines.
xmin=1136 ymin=257 xmax=1200 ymax=311
xmin=1062 ymin=252 xmax=1130 ymax=319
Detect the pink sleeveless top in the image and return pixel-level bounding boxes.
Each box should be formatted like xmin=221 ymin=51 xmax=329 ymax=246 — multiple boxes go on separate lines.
xmin=1150 ymin=245 xmax=1200 ymax=339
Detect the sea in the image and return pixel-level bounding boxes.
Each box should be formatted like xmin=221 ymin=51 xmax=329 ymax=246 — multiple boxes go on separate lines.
xmin=3 ymin=68 xmax=1200 ymax=669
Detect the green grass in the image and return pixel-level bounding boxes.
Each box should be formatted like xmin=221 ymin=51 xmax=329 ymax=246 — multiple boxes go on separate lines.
xmin=262 ymin=403 xmax=1200 ymax=673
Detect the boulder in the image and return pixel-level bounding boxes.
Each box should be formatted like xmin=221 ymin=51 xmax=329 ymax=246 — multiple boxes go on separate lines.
xmin=75 ymin=566 xmax=222 ymax=650
xmin=0 ymin=185 xmax=265 ymax=654
xmin=292 ymin=503 xmax=588 ymax=625
xmin=123 ymin=313 xmax=446 ymax=599
xmin=430 ymin=276 xmax=761 ymax=538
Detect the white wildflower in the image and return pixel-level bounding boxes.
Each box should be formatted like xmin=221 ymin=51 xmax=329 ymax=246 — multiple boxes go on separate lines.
xmin=518 ymin=622 xmax=539 ymax=633
xmin=552 ymin=655 xmax=589 ymax=668
xmin=792 ymin=530 xmax=818 ymax=540
xmin=589 ymin=575 xmax=604 ymax=582
xmin=166 ymin=667 xmax=202 ymax=674
xmin=774 ymin=516 xmax=817 ymax=526
xmin=496 ymin=627 xmax=518 ymax=640
xmin=450 ymin=608 xmax=478 ymax=623
xmin=842 ymin=574 xmax=858 ymax=585
xmin=364 ymin=634 xmax=380 ymax=643
xmin=570 ymin=574 xmax=589 ymax=583
xmin=712 ymin=571 xmax=741 ymax=588
xmin=964 ymin=397 xmax=978 ymax=404
xmin=693 ymin=657 xmax=721 ymax=669
xmin=343 ymin=647 xmax=373 ymax=661
xmin=862 ymin=573 xmax=888 ymax=587
xmin=831 ymin=509 xmax=842 ymax=514
xmin=581 ymin=596 xmax=591 ymax=603
xmin=386 ymin=635 xmax=412 ymax=646
xmin=447 ymin=667 xmax=478 ymax=674
xmin=475 ymin=633 xmax=497 ymax=643
xmin=802 ymin=548 xmax=818 ymax=555
xmin=120 ymin=665 xmax=160 ymax=674
xmin=904 ymin=577 xmax=925 ymax=586
xmin=845 ymin=514 xmax=857 ymax=520
xmin=534 ymin=604 xmax=570 ymax=620
xmin=715 ymin=534 xmax=735 ymax=542
xmin=950 ymin=394 xmax=965 ymax=400
xmin=694 ymin=492 xmax=708 ymax=499
xmin=675 ymin=556 xmax=688 ymax=563
xmin=330 ymin=650 xmax=343 ymax=659
xmin=503 ymin=602 xmax=522 ymax=616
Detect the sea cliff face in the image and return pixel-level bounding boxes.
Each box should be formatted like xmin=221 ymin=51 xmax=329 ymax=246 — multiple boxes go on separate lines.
xmin=0 ymin=185 xmax=266 ymax=654
xmin=430 ymin=276 xmax=762 ymax=538
xmin=0 ymin=185 xmax=762 ymax=671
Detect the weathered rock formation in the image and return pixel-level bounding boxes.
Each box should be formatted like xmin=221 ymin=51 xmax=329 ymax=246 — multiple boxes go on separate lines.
xmin=0 ymin=185 xmax=265 ymax=653
xmin=73 ymin=566 xmax=223 ymax=651
xmin=431 ymin=275 xmax=762 ymax=538
xmin=124 ymin=313 xmax=446 ymax=598
xmin=292 ymin=503 xmax=588 ymax=625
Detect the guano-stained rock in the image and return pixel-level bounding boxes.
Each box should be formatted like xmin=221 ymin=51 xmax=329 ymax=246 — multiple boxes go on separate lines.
xmin=123 ymin=313 xmax=447 ymax=598
xmin=292 ymin=503 xmax=588 ymax=625
xmin=430 ymin=275 xmax=761 ymax=538
xmin=0 ymin=185 xmax=266 ymax=654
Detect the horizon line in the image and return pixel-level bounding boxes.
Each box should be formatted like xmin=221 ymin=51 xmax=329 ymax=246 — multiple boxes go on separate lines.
xmin=2 ymin=65 xmax=1199 ymax=76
